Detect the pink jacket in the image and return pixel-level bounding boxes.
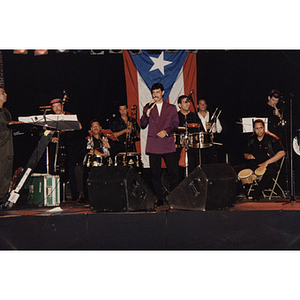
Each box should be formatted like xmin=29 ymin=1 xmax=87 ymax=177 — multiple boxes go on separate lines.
xmin=140 ymin=102 xmax=179 ymax=154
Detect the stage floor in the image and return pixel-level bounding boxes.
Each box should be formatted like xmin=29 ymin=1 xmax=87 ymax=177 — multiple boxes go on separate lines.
xmin=1 ymin=196 xmax=299 ymax=216
xmin=1 ymin=197 xmax=300 ymax=250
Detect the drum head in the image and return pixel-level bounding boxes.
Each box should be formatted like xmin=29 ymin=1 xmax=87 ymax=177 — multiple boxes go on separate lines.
xmin=238 ymin=168 xmax=253 ymax=178
xmin=255 ymin=168 xmax=266 ymax=176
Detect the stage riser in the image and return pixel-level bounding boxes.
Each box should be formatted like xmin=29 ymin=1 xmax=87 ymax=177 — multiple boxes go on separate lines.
xmin=1 ymin=210 xmax=300 ymax=249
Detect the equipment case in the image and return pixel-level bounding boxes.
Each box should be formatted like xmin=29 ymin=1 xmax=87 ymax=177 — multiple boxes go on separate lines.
xmin=26 ymin=173 xmax=60 ymax=206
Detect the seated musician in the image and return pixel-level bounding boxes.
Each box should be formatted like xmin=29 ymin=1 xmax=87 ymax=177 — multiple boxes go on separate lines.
xmin=109 ymin=104 xmax=140 ymax=159
xmin=176 ymin=95 xmax=201 ymax=182
xmin=80 ymin=119 xmax=111 ymax=204
xmin=86 ymin=119 xmax=111 ymax=158
xmin=197 ymin=98 xmax=222 ymax=164
xmin=234 ymin=119 xmax=285 ymax=201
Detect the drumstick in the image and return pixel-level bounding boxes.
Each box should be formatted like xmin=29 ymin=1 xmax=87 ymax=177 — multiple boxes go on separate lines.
xmin=213 ymin=142 xmax=223 ymax=145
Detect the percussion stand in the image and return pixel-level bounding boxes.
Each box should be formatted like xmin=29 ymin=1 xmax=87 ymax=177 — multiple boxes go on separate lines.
xmin=183 ymin=121 xmax=189 ymax=177
xmin=283 ymin=93 xmax=296 ymax=205
xmin=188 ymin=93 xmax=203 ymax=167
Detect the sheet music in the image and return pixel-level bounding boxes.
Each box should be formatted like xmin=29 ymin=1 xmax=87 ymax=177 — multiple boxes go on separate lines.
xmin=241 ymin=117 xmax=268 ymax=133
xmin=18 ymin=114 xmax=80 ymax=131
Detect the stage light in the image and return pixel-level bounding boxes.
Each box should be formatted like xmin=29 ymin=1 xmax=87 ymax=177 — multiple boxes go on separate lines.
xmin=109 ymin=50 xmax=123 ymax=54
xmin=147 ymin=50 xmax=161 ymax=55
xmin=72 ymin=50 xmax=89 ymax=54
xmin=129 ymin=50 xmax=142 ymax=55
xmin=90 ymin=50 xmax=105 ymax=55
xmin=14 ymin=50 xmax=28 ymax=54
xmin=56 ymin=50 xmax=69 ymax=53
xmin=34 ymin=50 xmax=48 ymax=56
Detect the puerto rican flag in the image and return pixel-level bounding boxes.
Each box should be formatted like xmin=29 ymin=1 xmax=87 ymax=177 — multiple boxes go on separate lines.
xmin=123 ymin=50 xmax=197 ymax=167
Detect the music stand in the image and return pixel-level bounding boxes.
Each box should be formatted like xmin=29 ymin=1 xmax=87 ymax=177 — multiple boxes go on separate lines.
xmin=240 ymin=117 xmax=268 ymax=133
xmin=3 ymin=115 xmax=81 ymax=209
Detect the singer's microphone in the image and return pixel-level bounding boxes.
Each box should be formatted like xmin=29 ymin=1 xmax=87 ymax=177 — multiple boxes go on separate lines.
xmin=149 ymin=97 xmax=158 ymax=109
xmin=186 ymin=90 xmax=194 ymax=100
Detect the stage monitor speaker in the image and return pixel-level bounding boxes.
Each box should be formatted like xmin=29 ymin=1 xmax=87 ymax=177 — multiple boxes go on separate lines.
xmin=167 ymin=163 xmax=238 ymax=211
xmin=87 ymin=166 xmax=156 ymax=212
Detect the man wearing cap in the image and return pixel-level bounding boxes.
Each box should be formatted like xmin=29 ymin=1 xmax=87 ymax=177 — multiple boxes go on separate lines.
xmin=49 ymin=97 xmax=83 ymax=202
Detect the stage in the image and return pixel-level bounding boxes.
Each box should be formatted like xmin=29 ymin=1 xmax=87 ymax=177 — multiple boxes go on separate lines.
xmin=1 ymin=197 xmax=300 ymax=250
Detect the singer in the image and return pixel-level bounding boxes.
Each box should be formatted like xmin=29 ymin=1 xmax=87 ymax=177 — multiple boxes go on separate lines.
xmin=140 ymin=83 xmax=179 ymax=207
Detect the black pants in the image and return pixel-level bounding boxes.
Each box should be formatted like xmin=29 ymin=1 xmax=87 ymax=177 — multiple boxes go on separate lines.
xmin=149 ymin=152 xmax=179 ymax=201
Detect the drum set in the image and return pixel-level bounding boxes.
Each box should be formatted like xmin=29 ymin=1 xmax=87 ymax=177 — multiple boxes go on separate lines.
xmin=177 ymin=122 xmax=214 ymax=177
xmin=175 ymin=131 xmax=213 ymax=149
xmin=83 ymin=151 xmax=143 ymax=174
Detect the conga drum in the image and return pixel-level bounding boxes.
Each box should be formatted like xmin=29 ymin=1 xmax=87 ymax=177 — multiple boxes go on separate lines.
xmin=238 ymin=169 xmax=256 ymax=185
xmin=254 ymin=168 xmax=266 ymax=182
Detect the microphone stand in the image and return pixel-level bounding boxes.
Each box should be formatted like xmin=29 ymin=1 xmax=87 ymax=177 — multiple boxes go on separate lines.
xmin=40 ymin=106 xmax=51 ymax=174
xmin=189 ymin=94 xmax=202 ymax=166
xmin=283 ymin=93 xmax=296 ymax=205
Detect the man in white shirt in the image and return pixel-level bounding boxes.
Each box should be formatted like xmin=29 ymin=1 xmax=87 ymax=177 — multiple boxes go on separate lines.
xmin=197 ymin=99 xmax=222 ymax=164
xmin=197 ymin=99 xmax=222 ymax=133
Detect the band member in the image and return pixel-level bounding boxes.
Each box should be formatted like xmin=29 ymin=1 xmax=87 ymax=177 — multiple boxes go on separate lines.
xmin=197 ymin=99 xmax=222 ymax=164
xmin=140 ymin=83 xmax=179 ymax=207
xmin=81 ymin=119 xmax=111 ymax=203
xmin=0 ymin=87 xmax=13 ymax=205
xmin=49 ymin=97 xmax=82 ymax=201
xmin=197 ymin=99 xmax=222 ymax=134
xmin=235 ymin=119 xmax=285 ymax=200
xmin=176 ymin=95 xmax=201 ymax=181
xmin=109 ymin=104 xmax=140 ymax=158
xmin=261 ymin=89 xmax=285 ymax=140
xmin=85 ymin=119 xmax=111 ymax=157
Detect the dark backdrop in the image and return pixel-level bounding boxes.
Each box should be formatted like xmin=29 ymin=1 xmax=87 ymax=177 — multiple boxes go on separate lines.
xmin=3 ymin=50 xmax=300 ymax=192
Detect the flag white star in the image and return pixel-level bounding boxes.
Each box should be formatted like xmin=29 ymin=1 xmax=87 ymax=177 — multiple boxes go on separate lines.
xmin=149 ymin=52 xmax=172 ymax=75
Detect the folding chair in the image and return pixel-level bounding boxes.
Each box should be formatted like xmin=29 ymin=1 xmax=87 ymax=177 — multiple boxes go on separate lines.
xmin=245 ymin=157 xmax=286 ymax=200
xmin=262 ymin=156 xmax=286 ymax=200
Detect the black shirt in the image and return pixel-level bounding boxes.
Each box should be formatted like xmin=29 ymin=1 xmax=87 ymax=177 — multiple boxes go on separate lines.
xmin=177 ymin=111 xmax=203 ymax=134
xmin=246 ymin=132 xmax=285 ymax=164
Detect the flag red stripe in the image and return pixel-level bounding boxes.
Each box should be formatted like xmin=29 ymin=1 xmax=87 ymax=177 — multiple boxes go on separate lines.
xmin=123 ymin=50 xmax=141 ymax=152
xmin=183 ymin=53 xmax=197 ymax=112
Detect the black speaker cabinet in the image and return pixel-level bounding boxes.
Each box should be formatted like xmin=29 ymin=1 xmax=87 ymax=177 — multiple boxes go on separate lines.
xmin=87 ymin=166 xmax=156 ymax=212
xmin=167 ymin=164 xmax=238 ymax=211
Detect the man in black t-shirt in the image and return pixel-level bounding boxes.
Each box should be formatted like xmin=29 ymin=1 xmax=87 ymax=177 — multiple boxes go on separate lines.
xmin=176 ymin=95 xmax=202 ymax=181
xmin=260 ymin=89 xmax=285 ymax=141
xmin=235 ymin=119 xmax=285 ymax=200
